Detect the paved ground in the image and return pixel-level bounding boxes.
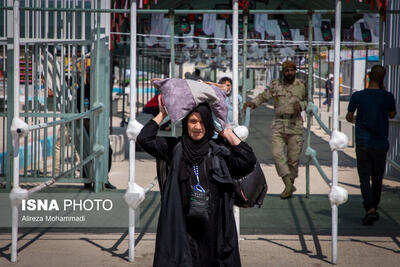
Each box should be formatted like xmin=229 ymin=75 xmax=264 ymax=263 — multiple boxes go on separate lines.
xmin=1 ymin=97 xmax=399 ymax=266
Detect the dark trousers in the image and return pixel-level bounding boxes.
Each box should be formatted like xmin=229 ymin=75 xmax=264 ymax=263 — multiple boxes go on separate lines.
xmin=355 ymin=145 xmax=388 ymax=212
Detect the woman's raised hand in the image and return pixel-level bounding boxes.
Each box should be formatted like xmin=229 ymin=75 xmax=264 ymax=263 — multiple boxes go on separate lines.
xmin=152 ymin=94 xmax=168 ymax=126
xmin=204 ymin=81 xmax=229 ymax=92
xmin=157 ymin=94 xmax=168 ymax=118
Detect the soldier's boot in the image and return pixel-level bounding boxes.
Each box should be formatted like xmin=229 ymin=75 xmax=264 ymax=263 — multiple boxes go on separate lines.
xmin=280 ymin=174 xmax=294 ymax=199
xmin=290 ymin=176 xmax=297 ymax=192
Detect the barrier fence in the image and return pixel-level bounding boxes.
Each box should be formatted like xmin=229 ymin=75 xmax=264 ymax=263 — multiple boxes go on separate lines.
xmin=5 ymin=0 xmax=110 ymax=262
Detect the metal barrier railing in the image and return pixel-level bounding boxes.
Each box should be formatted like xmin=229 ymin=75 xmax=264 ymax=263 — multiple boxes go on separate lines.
xmin=126 ymin=2 xmax=385 ymax=265
xmin=303 ymin=3 xmax=348 ymax=264
xmin=7 ymin=1 xmax=111 ymax=262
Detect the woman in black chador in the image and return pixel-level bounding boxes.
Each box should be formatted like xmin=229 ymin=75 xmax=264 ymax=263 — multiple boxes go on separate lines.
xmin=137 ymin=96 xmax=256 ymax=267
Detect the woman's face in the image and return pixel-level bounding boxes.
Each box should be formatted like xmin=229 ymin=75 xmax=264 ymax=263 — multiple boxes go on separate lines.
xmin=187 ymin=112 xmax=206 ymax=140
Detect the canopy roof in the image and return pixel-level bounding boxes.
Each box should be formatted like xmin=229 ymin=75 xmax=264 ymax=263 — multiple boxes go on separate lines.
xmin=143 ymin=0 xmax=377 ymax=30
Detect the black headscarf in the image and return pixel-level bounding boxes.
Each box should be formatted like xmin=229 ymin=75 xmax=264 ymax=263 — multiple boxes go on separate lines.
xmin=181 ymin=103 xmax=215 ymax=164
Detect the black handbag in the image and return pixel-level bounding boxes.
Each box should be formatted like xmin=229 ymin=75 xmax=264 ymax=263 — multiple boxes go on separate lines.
xmin=232 ymin=162 xmax=268 ymax=208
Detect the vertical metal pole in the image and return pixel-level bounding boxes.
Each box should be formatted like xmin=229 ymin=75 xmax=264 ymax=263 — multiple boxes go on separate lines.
xmin=94 ymin=0 xmax=102 ymax=192
xmin=121 ymin=40 xmax=127 ymax=126
xmin=232 ymin=0 xmax=239 ymax=125
xmin=91 ymin=0 xmax=95 ymax=33
xmin=146 ymin=54 xmax=149 ymax=102
xmin=52 ymin=46 xmax=57 ymax=177
xmin=43 ymin=45 xmax=48 ymax=176
xmin=54 ymin=0 xmax=57 ymax=38
xmin=241 ymin=10 xmax=249 ymax=119
xmin=79 ymin=47 xmax=84 ymax=177
xmin=142 ymin=45 xmax=145 ymax=113
xmin=327 ymin=46 xmax=331 ymax=112
xmin=36 ymin=0 xmax=39 ymax=38
xmin=60 ymin=45 xmax=66 ymax=174
xmin=319 ymin=45 xmax=322 ymax=108
xmin=331 ymin=0 xmax=342 ymax=264
xmin=232 ymin=0 xmax=240 ymax=241
xmin=169 ymin=10 xmax=175 ymax=78
xmin=24 ymin=45 xmax=29 ymax=177
xmin=365 ymin=45 xmax=369 ymax=88
xmin=25 ymin=0 xmax=28 ymax=38
xmin=81 ymin=0 xmax=85 ymax=40
xmin=38 ymin=0 xmax=41 ymax=38
xmin=350 ymin=46 xmax=354 ymax=96
xmin=306 ymin=12 xmax=313 ymax=198
xmin=45 ymin=0 xmax=48 ymax=39
xmin=63 ymin=0 xmax=67 ymax=40
xmin=71 ymin=45 xmax=76 ymax=177
xmin=128 ymin=1 xmax=137 ymax=262
xmin=72 ymin=0 xmax=76 ymax=40
xmin=109 ymin=52 xmax=113 ymax=130
xmin=169 ymin=9 xmax=176 ymax=136
xmin=378 ymin=13 xmax=384 ymax=65
xmin=11 ymin=0 xmax=20 ymax=262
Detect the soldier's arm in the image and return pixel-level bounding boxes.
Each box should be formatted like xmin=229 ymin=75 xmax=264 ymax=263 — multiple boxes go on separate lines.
xmin=253 ymin=87 xmax=273 ymax=107
xmin=299 ymin=82 xmax=308 ymax=111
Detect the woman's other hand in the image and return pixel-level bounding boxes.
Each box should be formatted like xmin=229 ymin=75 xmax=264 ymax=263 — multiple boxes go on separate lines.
xmin=219 ymin=128 xmax=241 ymax=146
xmin=204 ymin=81 xmax=229 ymax=93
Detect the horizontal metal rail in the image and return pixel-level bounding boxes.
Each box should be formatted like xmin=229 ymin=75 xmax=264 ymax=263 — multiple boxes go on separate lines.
xmin=133 ymin=32 xmax=380 ymax=46
xmin=10 ymin=39 xmax=92 ymax=45
xmin=2 ymin=6 xmax=398 ymax=15
xmin=17 ymin=104 xmax=103 ymax=133
xmin=144 ymin=177 xmax=158 ymax=194
xmin=309 ymin=109 xmax=332 ymax=135
xmin=387 ymin=159 xmax=400 ymax=172
xmin=27 ymin=145 xmax=105 ymax=194
xmin=306 ymin=148 xmax=332 ymax=186
xmin=18 ymin=113 xmax=91 ymax=118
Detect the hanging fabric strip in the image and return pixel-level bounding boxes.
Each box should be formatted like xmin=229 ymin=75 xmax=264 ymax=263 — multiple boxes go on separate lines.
xmin=312 ymin=13 xmax=322 ymax=28
xmin=151 ymin=13 xmax=164 ymax=35
xmin=203 ymin=14 xmax=217 ymax=35
xmin=254 ymin=14 xmax=268 ymax=34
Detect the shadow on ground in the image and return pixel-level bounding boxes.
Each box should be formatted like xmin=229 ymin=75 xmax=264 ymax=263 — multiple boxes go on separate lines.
xmin=1 ymin=190 xmax=399 ymax=263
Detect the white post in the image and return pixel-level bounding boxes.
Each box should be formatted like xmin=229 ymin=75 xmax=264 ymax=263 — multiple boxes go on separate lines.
xmin=128 ymin=0 xmax=137 ymax=262
xmin=232 ymin=0 xmax=240 ymax=240
xmin=11 ymin=0 xmax=21 ymax=263
xmin=332 ymin=0 xmax=342 ymax=264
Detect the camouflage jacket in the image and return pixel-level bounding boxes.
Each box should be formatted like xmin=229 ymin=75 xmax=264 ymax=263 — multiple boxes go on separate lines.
xmin=253 ymin=78 xmax=308 ymax=134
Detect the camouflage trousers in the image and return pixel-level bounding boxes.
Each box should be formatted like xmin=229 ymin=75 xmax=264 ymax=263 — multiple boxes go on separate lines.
xmin=271 ymin=131 xmax=304 ymax=179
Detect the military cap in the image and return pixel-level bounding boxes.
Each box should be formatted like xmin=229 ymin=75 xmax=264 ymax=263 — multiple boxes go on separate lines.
xmin=282 ymin=60 xmax=297 ymax=70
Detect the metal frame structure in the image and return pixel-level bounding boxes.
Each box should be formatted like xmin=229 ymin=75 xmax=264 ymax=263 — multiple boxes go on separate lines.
xmin=4 ymin=0 xmax=110 ymax=262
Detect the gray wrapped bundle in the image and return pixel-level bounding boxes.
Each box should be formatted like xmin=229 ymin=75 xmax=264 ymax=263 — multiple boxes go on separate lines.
xmin=152 ymin=78 xmax=228 ymax=130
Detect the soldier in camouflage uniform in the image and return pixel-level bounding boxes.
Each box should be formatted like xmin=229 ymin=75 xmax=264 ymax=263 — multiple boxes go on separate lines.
xmin=244 ymin=60 xmax=308 ymax=199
